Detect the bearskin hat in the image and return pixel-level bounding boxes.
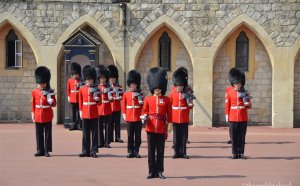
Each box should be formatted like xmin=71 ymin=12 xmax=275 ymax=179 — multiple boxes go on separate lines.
xmin=173 ymin=68 xmax=188 ymax=87
xmin=35 ymin=66 xmax=51 ymax=84
xmin=70 ymin=62 xmax=81 ymax=75
xmin=82 ymin=65 xmax=97 ymax=82
xmin=95 ymin=65 xmax=109 ymax=80
xmin=147 ymin=67 xmax=168 ymax=95
xmin=107 ymin=65 xmax=119 ymax=79
xmin=229 ymin=68 xmax=245 ymax=86
xmin=127 ymin=70 xmax=141 ymax=88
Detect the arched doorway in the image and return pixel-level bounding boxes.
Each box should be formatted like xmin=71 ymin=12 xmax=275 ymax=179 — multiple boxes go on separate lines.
xmin=135 ymin=26 xmax=193 ymax=122
xmin=213 ymin=26 xmax=272 ymax=126
xmin=0 ymin=23 xmax=38 ymax=122
xmin=58 ymin=25 xmax=115 ymax=124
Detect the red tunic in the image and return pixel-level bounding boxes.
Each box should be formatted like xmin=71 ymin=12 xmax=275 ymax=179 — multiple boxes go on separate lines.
xmin=169 ymin=90 xmax=191 ymax=124
xmin=225 ymin=87 xmax=252 ymax=122
xmin=78 ymin=86 xmax=99 ymax=119
xmin=121 ymin=91 xmax=142 ymax=122
xmin=97 ymin=84 xmax=112 ymax=116
xmin=109 ymin=84 xmax=123 ymax=112
xmin=31 ymin=89 xmax=56 ymax=123
xmin=142 ymin=95 xmax=172 ymax=134
xmin=67 ymin=78 xmax=80 ymax=103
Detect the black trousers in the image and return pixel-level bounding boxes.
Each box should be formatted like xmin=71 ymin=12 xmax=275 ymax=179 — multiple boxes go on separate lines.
xmin=230 ymin=122 xmax=247 ymax=155
xmin=186 ymin=123 xmax=189 ymax=143
xmin=127 ymin=121 xmax=142 ymax=154
xmin=82 ymin=118 xmax=98 ymax=154
xmin=110 ymin=111 xmax=121 ymax=142
xmin=35 ymin=122 xmax=52 ymax=154
xmin=147 ymin=132 xmax=165 ymax=174
xmin=173 ymin=123 xmax=188 ymax=156
xmin=71 ymin=103 xmax=81 ymax=129
xmin=98 ymin=115 xmax=111 ymax=146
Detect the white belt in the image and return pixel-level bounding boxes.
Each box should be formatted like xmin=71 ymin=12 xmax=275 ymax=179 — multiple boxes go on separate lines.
xmin=36 ymin=105 xmax=50 ymax=108
xmin=172 ymin=106 xmax=188 ymax=110
xmin=102 ymin=100 xmax=110 ymax=103
xmin=231 ymin=106 xmax=245 ymax=109
xmin=126 ymin=106 xmax=140 ymax=109
xmin=71 ymin=90 xmax=79 ymax=93
xmin=83 ymin=102 xmax=96 ymax=106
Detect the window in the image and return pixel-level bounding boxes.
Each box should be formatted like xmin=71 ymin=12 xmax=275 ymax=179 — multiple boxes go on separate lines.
xmin=6 ymin=29 xmax=22 ymax=68
xmin=236 ymin=31 xmax=249 ymax=71
xmin=159 ymin=31 xmax=171 ymax=71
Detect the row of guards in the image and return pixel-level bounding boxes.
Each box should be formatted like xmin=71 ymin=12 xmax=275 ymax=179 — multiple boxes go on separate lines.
xmin=31 ymin=63 xmax=251 ymax=179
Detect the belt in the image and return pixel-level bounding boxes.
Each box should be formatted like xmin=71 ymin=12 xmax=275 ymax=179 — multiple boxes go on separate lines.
xmin=36 ymin=105 xmax=50 ymax=108
xmin=71 ymin=90 xmax=79 ymax=93
xmin=172 ymin=106 xmax=188 ymax=110
xmin=126 ymin=106 xmax=140 ymax=109
xmin=83 ymin=102 xmax=96 ymax=106
xmin=102 ymin=100 xmax=110 ymax=103
xmin=231 ymin=106 xmax=245 ymax=109
xmin=149 ymin=114 xmax=166 ymax=121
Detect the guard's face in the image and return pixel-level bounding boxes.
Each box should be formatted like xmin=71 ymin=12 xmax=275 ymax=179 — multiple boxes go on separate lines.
xmin=154 ymin=89 xmax=162 ymax=95
xmin=85 ymin=79 xmax=93 ymax=86
xmin=233 ymin=83 xmax=242 ymax=91
xmin=109 ymin=77 xmax=116 ymax=84
xmin=130 ymin=83 xmax=137 ymax=90
xmin=99 ymin=77 xmax=106 ymax=84
xmin=72 ymin=74 xmax=80 ymax=79
xmin=176 ymin=86 xmax=184 ymax=92
xmin=38 ymin=83 xmax=46 ymax=89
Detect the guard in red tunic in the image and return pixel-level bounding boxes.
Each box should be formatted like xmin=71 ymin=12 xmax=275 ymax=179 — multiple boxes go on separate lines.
xmin=31 ymin=66 xmax=56 ymax=157
xmin=96 ymin=65 xmax=112 ymax=148
xmin=142 ymin=67 xmax=172 ymax=179
xmin=225 ymin=68 xmax=236 ymax=144
xmin=78 ymin=65 xmax=99 ymax=158
xmin=225 ymin=68 xmax=252 ymax=159
xmin=122 ymin=70 xmax=144 ymax=158
xmin=107 ymin=65 xmax=123 ymax=143
xmin=67 ymin=62 xmax=82 ymax=131
xmin=169 ymin=68 xmax=193 ymax=159
xmin=170 ymin=67 xmax=194 ymax=144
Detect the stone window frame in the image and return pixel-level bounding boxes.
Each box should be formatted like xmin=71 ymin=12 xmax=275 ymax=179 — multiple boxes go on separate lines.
xmin=236 ymin=31 xmax=249 ymax=71
xmin=6 ymin=29 xmax=22 ymax=69
xmin=159 ymin=31 xmax=171 ymax=71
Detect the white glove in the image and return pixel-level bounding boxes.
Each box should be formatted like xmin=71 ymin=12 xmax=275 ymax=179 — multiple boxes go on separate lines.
xmin=115 ymin=96 xmax=122 ymax=100
xmin=67 ymin=96 xmax=70 ymax=102
xmin=122 ymin=114 xmax=126 ymax=121
xmin=140 ymin=114 xmax=147 ymax=121
xmin=79 ymin=111 xmax=82 ymax=119
xmin=31 ymin=113 xmax=35 ymax=123
xmin=225 ymin=115 xmax=228 ymax=122
xmin=47 ymin=99 xmax=54 ymax=105
xmin=94 ymin=97 xmax=100 ymax=101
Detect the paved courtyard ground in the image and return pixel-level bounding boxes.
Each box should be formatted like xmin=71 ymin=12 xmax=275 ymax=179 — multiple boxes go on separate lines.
xmin=0 ymin=124 xmax=299 ymax=186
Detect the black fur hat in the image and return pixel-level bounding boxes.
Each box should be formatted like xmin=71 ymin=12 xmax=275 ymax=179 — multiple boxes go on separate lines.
xmin=95 ymin=65 xmax=109 ymax=80
xmin=229 ymin=68 xmax=245 ymax=86
xmin=70 ymin=62 xmax=81 ymax=75
xmin=173 ymin=68 xmax=188 ymax=87
xmin=107 ymin=65 xmax=119 ymax=79
xmin=82 ymin=65 xmax=97 ymax=82
xmin=127 ymin=70 xmax=141 ymax=88
xmin=35 ymin=66 xmax=51 ymax=84
xmin=147 ymin=67 xmax=168 ymax=95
